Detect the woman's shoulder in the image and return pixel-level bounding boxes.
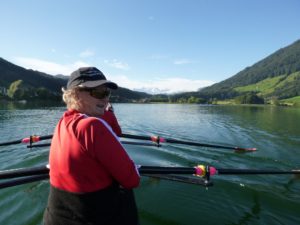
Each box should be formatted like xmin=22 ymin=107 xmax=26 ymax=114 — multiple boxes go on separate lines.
xmin=75 ymin=115 xmax=106 ymax=130
xmin=76 ymin=116 xmax=116 ymax=139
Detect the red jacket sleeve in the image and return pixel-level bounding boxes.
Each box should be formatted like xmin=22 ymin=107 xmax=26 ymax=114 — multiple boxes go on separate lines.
xmin=101 ymin=110 xmax=122 ymax=136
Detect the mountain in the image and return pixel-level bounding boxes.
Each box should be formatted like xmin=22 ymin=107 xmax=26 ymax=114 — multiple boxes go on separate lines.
xmin=198 ymin=39 xmax=300 ymax=101
xmin=0 ymin=57 xmax=66 ymax=92
xmin=0 ymin=58 xmax=151 ymax=102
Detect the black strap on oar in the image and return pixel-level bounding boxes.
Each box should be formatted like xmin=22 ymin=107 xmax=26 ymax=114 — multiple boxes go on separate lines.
xmin=121 ymin=133 xmax=256 ymax=152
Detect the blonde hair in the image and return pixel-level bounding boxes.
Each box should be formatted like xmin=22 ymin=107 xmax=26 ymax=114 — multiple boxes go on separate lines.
xmin=62 ymin=87 xmax=84 ymax=110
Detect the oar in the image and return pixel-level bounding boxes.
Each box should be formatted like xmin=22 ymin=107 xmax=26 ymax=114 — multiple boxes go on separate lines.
xmin=0 ymin=175 xmax=49 ymax=189
xmin=0 ymin=135 xmax=53 ymax=147
xmin=0 ymin=165 xmax=200 ymax=180
xmin=121 ymin=133 xmax=257 ymax=152
xmin=1 ymin=133 xmax=256 ymax=153
xmin=2 ymin=165 xmax=299 ymax=180
xmin=26 ymin=141 xmax=161 ymax=148
xmin=0 ymin=173 xmax=210 ymax=189
xmin=0 ymin=165 xmax=211 ymax=189
xmin=1 ymin=164 xmax=299 ymax=183
xmin=0 ymin=165 xmax=49 ymax=179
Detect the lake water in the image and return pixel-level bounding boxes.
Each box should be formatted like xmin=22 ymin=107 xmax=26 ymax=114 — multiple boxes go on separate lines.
xmin=0 ymin=103 xmax=299 ymax=225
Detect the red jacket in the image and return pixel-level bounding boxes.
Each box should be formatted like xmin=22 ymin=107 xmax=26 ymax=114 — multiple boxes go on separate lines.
xmin=49 ymin=109 xmax=140 ymax=193
xmin=101 ymin=110 xmax=122 ymax=136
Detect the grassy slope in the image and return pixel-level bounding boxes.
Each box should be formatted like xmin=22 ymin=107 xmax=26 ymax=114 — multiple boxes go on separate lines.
xmin=233 ymin=71 xmax=300 ymax=97
xmin=280 ymin=96 xmax=300 ymax=106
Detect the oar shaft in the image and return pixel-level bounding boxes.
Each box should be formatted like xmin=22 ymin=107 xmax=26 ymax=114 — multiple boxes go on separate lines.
xmin=0 ymin=135 xmax=53 ymax=147
xmin=121 ymin=133 xmax=150 ymax=141
xmin=26 ymin=141 xmax=161 ymax=148
xmin=139 ymin=166 xmax=195 ymax=174
xmin=217 ymin=168 xmax=300 ymax=175
xmin=0 ymin=174 xmax=49 ymax=189
xmin=121 ymin=141 xmax=161 ymax=147
xmin=39 ymin=135 xmax=53 ymax=140
xmin=164 ymin=138 xmax=236 ymax=149
xmin=143 ymin=174 xmax=213 ymax=186
xmin=0 ymin=166 xmax=196 ymax=179
xmin=0 ymin=166 xmax=49 ymax=179
xmin=121 ymin=133 xmax=255 ymax=151
xmin=0 ymin=139 xmax=22 ymax=146
xmin=1 ymin=133 xmax=255 ymax=152
xmin=0 ymin=173 xmax=210 ymax=189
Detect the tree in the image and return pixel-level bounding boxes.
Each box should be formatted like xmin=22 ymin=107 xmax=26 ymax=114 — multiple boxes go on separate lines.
xmin=234 ymin=92 xmax=264 ymax=104
xmin=7 ymin=80 xmax=25 ymax=100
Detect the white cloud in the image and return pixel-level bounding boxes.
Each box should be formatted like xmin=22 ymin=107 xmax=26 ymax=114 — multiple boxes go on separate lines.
xmin=79 ymin=49 xmax=95 ymax=58
xmin=109 ymin=75 xmax=215 ymax=94
xmin=11 ymin=57 xmax=215 ymax=94
xmin=13 ymin=57 xmax=90 ymax=75
xmin=104 ymin=59 xmax=130 ymax=70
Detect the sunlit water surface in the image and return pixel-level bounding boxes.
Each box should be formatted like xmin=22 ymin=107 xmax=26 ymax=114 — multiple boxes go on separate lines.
xmin=0 ymin=103 xmax=299 ymax=225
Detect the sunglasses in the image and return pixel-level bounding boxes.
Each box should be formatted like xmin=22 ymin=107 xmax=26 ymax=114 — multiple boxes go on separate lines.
xmin=90 ymin=89 xmax=111 ymax=99
xmin=81 ymin=88 xmax=111 ymax=99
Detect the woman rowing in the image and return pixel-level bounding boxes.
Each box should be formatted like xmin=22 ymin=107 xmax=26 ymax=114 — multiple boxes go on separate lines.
xmin=44 ymin=67 xmax=140 ymax=225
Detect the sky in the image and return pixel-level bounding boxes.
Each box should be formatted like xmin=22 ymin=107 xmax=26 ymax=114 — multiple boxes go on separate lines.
xmin=1 ymin=0 xmax=299 ymax=94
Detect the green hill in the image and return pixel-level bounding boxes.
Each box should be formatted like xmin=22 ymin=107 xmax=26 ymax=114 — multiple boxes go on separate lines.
xmin=198 ymin=39 xmax=300 ymax=103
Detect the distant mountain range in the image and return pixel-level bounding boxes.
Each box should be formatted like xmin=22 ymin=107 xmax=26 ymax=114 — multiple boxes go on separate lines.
xmin=1 ymin=39 xmax=299 ymax=104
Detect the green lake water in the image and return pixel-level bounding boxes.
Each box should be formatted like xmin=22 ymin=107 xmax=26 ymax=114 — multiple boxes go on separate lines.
xmin=0 ymin=103 xmax=299 ymax=225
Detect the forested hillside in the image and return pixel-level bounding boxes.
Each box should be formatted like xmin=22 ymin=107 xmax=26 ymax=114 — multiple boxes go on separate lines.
xmin=198 ymin=39 xmax=300 ymax=101
xmin=0 ymin=57 xmax=66 ymax=92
